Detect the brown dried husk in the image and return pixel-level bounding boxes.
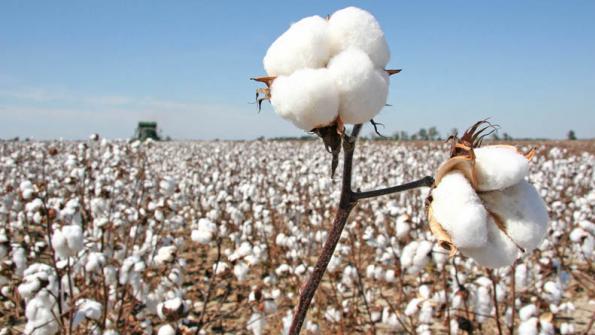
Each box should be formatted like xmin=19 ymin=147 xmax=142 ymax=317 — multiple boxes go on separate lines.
xmin=426 ymin=122 xmax=536 ymax=258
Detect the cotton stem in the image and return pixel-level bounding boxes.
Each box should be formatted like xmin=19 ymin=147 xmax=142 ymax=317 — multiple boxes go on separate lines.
xmin=288 ymin=123 xmax=434 ymax=335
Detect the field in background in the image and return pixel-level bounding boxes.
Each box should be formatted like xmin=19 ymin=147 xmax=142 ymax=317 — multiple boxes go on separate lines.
xmin=0 ymin=139 xmax=593 ymax=334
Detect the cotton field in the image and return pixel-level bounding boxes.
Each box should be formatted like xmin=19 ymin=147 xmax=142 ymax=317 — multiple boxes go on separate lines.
xmin=0 ymin=138 xmax=593 ymax=334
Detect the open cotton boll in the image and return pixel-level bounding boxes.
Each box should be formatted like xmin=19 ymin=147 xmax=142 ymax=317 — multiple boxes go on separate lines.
xmin=263 ymin=15 xmax=330 ymax=76
xmin=270 ymin=68 xmax=339 ymax=130
xmin=460 ymin=216 xmax=519 ymax=268
xmin=480 ymin=180 xmax=549 ymax=251
xmin=431 ymin=171 xmax=488 ymax=248
xmin=328 ymin=48 xmax=389 ymax=124
xmin=157 ymin=324 xmax=176 ymax=335
xmin=51 ymin=225 xmax=84 ymax=259
xmin=328 ymin=7 xmax=390 ymax=68
xmin=247 ymin=312 xmax=266 ymax=335
xmin=474 ymin=146 xmax=529 ymax=191
xmin=73 ymin=299 xmax=102 ymax=327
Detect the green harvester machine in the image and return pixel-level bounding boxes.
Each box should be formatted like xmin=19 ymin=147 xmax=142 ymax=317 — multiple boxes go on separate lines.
xmin=133 ymin=121 xmax=161 ymax=141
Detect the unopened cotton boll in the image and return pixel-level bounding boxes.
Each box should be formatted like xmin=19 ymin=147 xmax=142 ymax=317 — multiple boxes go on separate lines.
xmin=480 ymin=180 xmax=549 ymax=251
xmin=431 ymin=171 xmax=488 ymax=248
xmin=270 ymin=68 xmax=339 ymax=130
xmin=328 ymin=7 xmax=390 ymax=68
xmin=328 ymin=48 xmax=389 ymax=124
xmin=263 ymin=15 xmax=330 ymax=76
xmin=474 ymin=146 xmax=529 ymax=191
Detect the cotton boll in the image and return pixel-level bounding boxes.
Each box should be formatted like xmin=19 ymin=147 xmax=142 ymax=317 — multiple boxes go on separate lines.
xmin=247 ymin=312 xmax=266 ymax=335
xmin=559 ymin=323 xmax=574 ymax=335
xmin=518 ymin=317 xmax=538 ymax=335
xmin=191 ymin=218 xmax=217 ymax=244
xmin=543 ymin=281 xmax=562 ymax=304
xmin=395 ymin=215 xmax=410 ymax=240
xmin=324 ymin=307 xmax=341 ymax=323
xmin=418 ymin=301 xmax=433 ymax=324
xmin=263 ymin=16 xmax=330 ymax=76
xmin=381 ymin=307 xmax=402 ymax=331
xmin=519 ymin=304 xmax=537 ymax=321
xmin=73 ymin=299 xmax=102 ymax=327
xmin=327 ymin=48 xmax=389 ymax=124
xmin=474 ymin=146 xmax=529 ymax=191
xmin=401 ymin=240 xmax=433 ymax=274
xmin=328 ymin=7 xmax=390 ymax=68
xmin=404 ymin=298 xmax=420 ymax=316
xmin=51 ymin=225 xmax=84 ymax=260
xmin=431 ymin=171 xmax=489 ymax=248
xmin=85 ymin=252 xmax=106 ymax=273
xmin=270 ymin=68 xmax=339 ymax=130
xmin=157 ymin=324 xmax=175 ymax=335
xmin=234 ymin=262 xmax=249 ymax=282
xmin=460 ymin=216 xmax=519 ymax=268
xmin=154 ymin=246 xmax=177 ymax=266
xmin=63 ymin=225 xmax=84 ymax=253
xmin=480 ymin=180 xmax=549 ymax=251
xmin=24 ymin=292 xmax=59 ymax=335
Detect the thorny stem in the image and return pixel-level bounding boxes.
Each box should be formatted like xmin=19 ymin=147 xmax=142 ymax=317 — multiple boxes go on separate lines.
xmin=288 ymin=124 xmax=434 ymax=335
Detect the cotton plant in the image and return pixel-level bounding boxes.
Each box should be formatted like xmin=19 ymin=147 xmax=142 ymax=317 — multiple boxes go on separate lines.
xmin=248 ymin=5 xmax=576 ymax=334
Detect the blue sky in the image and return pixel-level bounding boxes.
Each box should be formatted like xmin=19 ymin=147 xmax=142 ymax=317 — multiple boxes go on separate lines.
xmin=1 ymin=1 xmax=594 ymax=140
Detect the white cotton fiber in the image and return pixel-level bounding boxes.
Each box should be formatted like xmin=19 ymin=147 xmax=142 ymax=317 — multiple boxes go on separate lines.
xmin=270 ymin=68 xmax=339 ymax=130
xmin=328 ymin=48 xmax=389 ymax=124
xmin=401 ymin=240 xmax=433 ymax=274
xmin=474 ymin=146 xmax=529 ymax=191
xmin=480 ymin=180 xmax=549 ymax=251
xmin=52 ymin=225 xmax=84 ymax=259
xmin=328 ymin=7 xmax=390 ymax=68
xmin=264 ymin=16 xmax=331 ymax=76
xmin=460 ymin=216 xmax=519 ymax=268
xmin=431 ymin=171 xmax=488 ymax=248
xmin=158 ymin=324 xmax=176 ymax=335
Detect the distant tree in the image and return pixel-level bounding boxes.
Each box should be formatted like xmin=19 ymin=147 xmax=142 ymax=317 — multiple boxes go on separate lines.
xmin=392 ymin=132 xmax=400 ymax=141
xmin=502 ymin=132 xmax=512 ymax=141
xmin=567 ymin=130 xmax=577 ymax=140
xmin=418 ymin=128 xmax=429 ymax=140
xmin=400 ymin=131 xmax=409 ymax=141
xmin=410 ymin=134 xmax=418 ymax=141
xmin=492 ymin=132 xmax=500 ymax=141
xmin=428 ymin=127 xmax=439 ymax=141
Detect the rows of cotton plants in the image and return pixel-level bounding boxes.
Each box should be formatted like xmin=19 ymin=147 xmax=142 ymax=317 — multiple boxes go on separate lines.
xmin=0 ymin=138 xmax=593 ymax=334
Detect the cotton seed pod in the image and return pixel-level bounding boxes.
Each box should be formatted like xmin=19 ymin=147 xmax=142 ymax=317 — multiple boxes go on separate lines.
xmin=328 ymin=48 xmax=389 ymax=124
xmin=427 ymin=121 xmax=549 ymax=268
xmin=263 ymin=15 xmax=331 ymax=76
xmin=328 ymin=6 xmax=390 ymax=68
xmin=270 ymin=68 xmax=340 ymax=130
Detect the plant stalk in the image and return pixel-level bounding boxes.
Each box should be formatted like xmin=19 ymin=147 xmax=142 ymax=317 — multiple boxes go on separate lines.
xmin=288 ymin=124 xmax=434 ymax=335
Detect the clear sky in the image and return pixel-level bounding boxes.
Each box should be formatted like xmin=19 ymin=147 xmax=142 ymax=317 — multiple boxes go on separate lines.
xmin=1 ymin=1 xmax=594 ymax=140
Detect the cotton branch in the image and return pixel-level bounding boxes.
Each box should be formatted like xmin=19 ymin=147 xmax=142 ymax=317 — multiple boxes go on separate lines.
xmin=288 ymin=124 xmax=434 ymax=335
